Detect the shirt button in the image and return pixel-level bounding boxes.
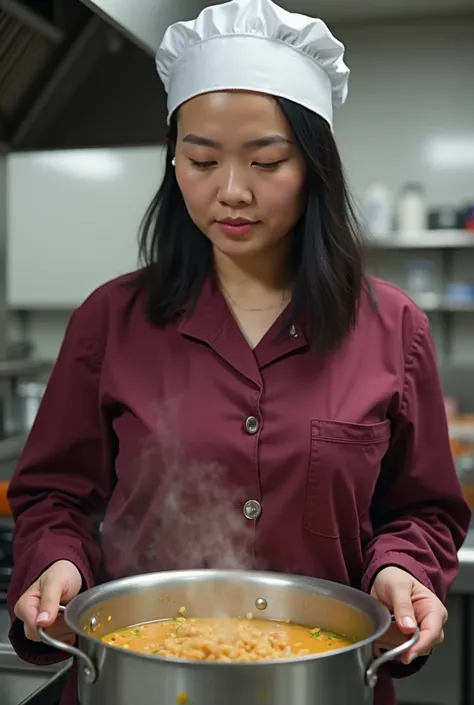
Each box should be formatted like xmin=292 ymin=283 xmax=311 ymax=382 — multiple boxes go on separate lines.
xmin=243 ymin=499 xmax=262 ymax=520
xmin=289 ymin=324 xmax=298 ymax=338
xmin=244 ymin=416 xmax=259 ymax=434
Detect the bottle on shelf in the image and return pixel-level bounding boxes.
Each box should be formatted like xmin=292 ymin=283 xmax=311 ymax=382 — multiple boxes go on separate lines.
xmin=397 ymin=182 xmax=427 ymax=234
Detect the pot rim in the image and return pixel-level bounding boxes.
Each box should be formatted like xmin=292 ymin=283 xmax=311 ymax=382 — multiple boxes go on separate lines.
xmin=63 ymin=569 xmax=392 ymax=667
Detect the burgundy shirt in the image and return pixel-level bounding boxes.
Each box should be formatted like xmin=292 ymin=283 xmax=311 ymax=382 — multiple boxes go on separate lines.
xmin=6 ymin=273 xmax=471 ymax=705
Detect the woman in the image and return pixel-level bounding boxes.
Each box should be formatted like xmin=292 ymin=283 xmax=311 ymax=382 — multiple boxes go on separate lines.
xmin=7 ymin=1 xmax=471 ymax=704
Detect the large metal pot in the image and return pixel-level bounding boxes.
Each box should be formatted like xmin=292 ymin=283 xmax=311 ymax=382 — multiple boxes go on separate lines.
xmin=38 ymin=569 xmax=419 ymax=705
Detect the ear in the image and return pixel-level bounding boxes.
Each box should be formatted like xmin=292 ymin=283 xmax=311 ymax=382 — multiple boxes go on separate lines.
xmin=167 ymin=138 xmax=176 ymax=167
xmin=168 ymin=136 xmax=176 ymax=162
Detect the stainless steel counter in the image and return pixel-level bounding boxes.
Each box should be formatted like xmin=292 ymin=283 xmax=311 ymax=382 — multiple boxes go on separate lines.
xmin=452 ymin=528 xmax=474 ymax=594
xmin=0 ymin=644 xmax=69 ymax=705
xmin=0 ymin=605 xmax=70 ymax=705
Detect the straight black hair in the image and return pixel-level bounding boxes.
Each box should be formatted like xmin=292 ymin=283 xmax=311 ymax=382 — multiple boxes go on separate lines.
xmin=135 ymin=97 xmax=366 ymax=354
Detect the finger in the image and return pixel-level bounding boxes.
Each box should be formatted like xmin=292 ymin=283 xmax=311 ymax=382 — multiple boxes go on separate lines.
xmin=25 ymin=613 xmax=66 ymax=642
xmin=36 ymin=577 xmax=64 ymax=627
xmin=27 ymin=615 xmax=75 ymax=644
xmin=25 ymin=624 xmax=75 ymax=643
xmin=403 ymin=612 xmax=445 ymax=664
xmin=33 ymin=628 xmax=76 ymax=645
xmin=390 ymin=589 xmax=417 ymax=635
xmin=412 ymin=626 xmax=445 ymax=656
xmin=15 ymin=599 xmax=39 ymax=633
xmin=24 ymin=623 xmax=42 ymax=642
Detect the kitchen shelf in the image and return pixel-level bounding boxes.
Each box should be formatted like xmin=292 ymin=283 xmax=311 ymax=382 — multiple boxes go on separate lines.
xmin=369 ymin=231 xmax=474 ymax=361
xmin=0 ymin=359 xmax=52 ymax=379
xmin=368 ymin=230 xmax=474 ymax=249
xmin=421 ymin=300 xmax=474 ymax=313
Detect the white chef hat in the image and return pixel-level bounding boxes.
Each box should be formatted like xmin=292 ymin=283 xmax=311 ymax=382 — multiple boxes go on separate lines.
xmin=155 ymin=0 xmax=350 ymax=129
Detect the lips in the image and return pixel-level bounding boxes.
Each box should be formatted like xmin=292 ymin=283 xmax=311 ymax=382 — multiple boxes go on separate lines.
xmin=217 ymin=219 xmax=258 ymax=238
xmin=218 ymin=218 xmax=257 ymax=226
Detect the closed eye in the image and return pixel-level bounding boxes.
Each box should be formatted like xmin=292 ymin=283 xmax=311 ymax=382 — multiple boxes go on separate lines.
xmin=253 ymin=160 xmax=286 ymax=169
xmin=190 ymin=159 xmax=217 ymax=169
xmin=190 ymin=159 xmax=287 ymax=170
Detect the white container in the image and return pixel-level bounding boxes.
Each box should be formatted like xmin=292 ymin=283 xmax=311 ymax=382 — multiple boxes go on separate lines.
xmin=397 ymin=183 xmax=427 ymax=233
xmin=363 ymin=183 xmax=393 ymax=238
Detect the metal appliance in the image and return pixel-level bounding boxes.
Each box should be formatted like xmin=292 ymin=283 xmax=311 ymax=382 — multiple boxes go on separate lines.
xmin=79 ymin=0 xmax=217 ymax=55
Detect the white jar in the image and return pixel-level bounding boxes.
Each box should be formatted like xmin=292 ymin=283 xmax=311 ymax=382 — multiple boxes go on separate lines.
xmin=397 ymin=183 xmax=427 ymax=233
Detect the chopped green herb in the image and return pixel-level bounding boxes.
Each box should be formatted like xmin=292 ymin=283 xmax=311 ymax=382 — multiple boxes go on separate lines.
xmin=324 ymin=631 xmax=340 ymax=639
xmin=310 ymin=629 xmax=321 ymax=638
xmin=132 ymin=628 xmax=141 ymax=636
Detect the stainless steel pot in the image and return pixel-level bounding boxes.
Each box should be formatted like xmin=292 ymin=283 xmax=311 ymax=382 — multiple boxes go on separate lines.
xmin=38 ymin=569 xmax=419 ymax=705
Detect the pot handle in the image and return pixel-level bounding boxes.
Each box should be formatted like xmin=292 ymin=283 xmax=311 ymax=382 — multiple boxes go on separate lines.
xmin=365 ymin=627 xmax=421 ymax=688
xmin=37 ymin=605 xmax=98 ymax=684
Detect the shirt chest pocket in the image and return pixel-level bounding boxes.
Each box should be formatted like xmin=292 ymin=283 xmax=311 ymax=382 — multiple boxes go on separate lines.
xmin=304 ymin=419 xmax=391 ymax=540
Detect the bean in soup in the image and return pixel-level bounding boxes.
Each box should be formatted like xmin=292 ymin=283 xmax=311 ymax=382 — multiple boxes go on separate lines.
xmin=102 ymin=612 xmax=355 ymax=662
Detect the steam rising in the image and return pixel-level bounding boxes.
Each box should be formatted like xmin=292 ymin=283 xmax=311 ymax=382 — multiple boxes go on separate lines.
xmin=101 ymin=401 xmax=254 ymax=578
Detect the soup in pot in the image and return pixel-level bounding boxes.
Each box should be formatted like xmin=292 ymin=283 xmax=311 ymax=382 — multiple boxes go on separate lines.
xmin=102 ymin=611 xmax=355 ymax=662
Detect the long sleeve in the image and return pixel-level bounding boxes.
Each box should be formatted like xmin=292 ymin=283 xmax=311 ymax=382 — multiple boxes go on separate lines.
xmin=6 ymin=293 xmax=116 ymax=665
xmin=361 ymin=315 xmax=471 ymax=676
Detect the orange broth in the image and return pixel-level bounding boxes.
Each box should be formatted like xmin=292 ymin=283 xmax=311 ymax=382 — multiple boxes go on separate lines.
xmin=102 ymin=613 xmax=354 ymax=662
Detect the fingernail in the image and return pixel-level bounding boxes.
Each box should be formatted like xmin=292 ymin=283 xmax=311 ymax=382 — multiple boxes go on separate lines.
xmin=401 ymin=617 xmax=416 ymax=629
xmin=408 ymin=653 xmax=417 ymax=664
xmin=36 ymin=612 xmax=49 ymax=624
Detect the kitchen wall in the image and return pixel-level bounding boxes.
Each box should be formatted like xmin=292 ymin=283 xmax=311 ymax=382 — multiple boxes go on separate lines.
xmin=334 ymin=17 xmax=473 ymax=206
xmin=7 ymin=15 xmax=474 ymax=371
xmin=333 ymin=17 xmax=474 ymax=373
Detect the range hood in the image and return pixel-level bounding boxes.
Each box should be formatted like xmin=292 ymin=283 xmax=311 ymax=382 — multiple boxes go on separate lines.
xmin=0 ymin=0 xmax=64 ymax=140
xmin=79 ymin=0 xmax=474 ymax=50
xmin=0 ymin=0 xmax=112 ymax=149
xmin=79 ymin=0 xmax=221 ymax=56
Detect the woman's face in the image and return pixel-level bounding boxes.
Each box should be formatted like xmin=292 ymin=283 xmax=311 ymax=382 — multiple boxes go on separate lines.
xmin=174 ymin=91 xmax=306 ymax=260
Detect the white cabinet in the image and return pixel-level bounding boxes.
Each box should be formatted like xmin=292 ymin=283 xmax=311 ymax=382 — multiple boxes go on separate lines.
xmin=7 ymin=146 xmax=166 ymax=308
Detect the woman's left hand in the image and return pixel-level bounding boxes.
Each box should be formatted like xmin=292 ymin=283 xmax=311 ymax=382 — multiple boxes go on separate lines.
xmin=370 ymin=566 xmax=447 ymax=664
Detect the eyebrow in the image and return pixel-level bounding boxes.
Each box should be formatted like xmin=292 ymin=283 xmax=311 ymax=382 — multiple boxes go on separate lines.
xmin=182 ymin=134 xmax=292 ymax=148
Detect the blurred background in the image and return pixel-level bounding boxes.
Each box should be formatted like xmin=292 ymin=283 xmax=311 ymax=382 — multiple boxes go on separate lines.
xmin=0 ymin=1 xmax=473 ymax=704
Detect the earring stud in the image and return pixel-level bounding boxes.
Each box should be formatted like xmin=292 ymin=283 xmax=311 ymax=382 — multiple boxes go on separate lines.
xmin=171 ymin=157 xmax=176 ymax=166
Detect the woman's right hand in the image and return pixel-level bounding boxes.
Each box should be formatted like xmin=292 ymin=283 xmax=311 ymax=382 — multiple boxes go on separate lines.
xmin=14 ymin=560 xmax=83 ymax=644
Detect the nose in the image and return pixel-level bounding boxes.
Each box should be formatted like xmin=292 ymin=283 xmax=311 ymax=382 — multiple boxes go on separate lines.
xmin=217 ymin=163 xmax=253 ymax=207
